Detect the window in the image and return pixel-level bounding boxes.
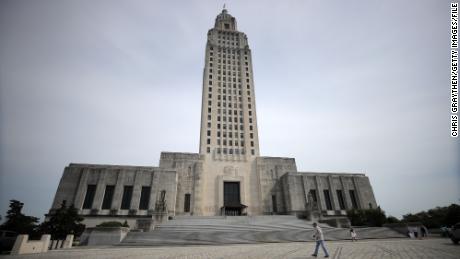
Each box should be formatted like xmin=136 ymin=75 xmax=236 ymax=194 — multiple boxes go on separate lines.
xmin=139 ymin=186 xmax=151 ymax=210
xmin=101 ymin=185 xmax=115 ymax=210
xmin=349 ymin=190 xmax=359 ymax=209
xmin=251 ymin=149 xmax=255 ymax=155
xmin=323 ymin=190 xmax=333 ymax=210
xmin=82 ymin=185 xmax=96 ymax=209
xmin=272 ymin=195 xmax=277 ymax=213
xmin=207 ymin=147 xmax=210 ymax=153
xmin=309 ymin=189 xmax=318 ymax=203
xmin=207 ymin=139 xmax=210 ymax=144
xmin=336 ymin=190 xmax=346 ymax=210
xmin=207 ymin=130 xmax=211 ymax=136
xmin=184 ymin=194 xmax=191 ymax=212
xmin=121 ymin=186 xmax=133 ymax=210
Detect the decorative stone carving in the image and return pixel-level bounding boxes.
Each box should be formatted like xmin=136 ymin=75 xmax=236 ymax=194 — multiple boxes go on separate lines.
xmin=224 ymin=166 xmax=238 ymax=177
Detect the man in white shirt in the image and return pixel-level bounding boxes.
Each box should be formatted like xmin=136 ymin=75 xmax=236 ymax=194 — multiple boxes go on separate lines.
xmin=311 ymin=222 xmax=329 ymax=258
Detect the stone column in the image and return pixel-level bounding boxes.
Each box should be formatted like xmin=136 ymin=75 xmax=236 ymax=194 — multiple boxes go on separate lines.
xmin=340 ymin=176 xmax=352 ymax=210
xmin=327 ymin=176 xmax=339 ymax=211
xmin=148 ymin=171 xmax=158 ymax=214
xmin=314 ymin=176 xmax=324 ymax=211
xmin=91 ymin=170 xmax=106 ymax=212
xmin=73 ymin=168 xmax=89 ymax=210
xmin=111 ymin=170 xmax=125 ymax=211
xmin=130 ymin=170 xmax=142 ymax=212
xmin=352 ymin=177 xmax=362 ymax=209
xmin=192 ymin=162 xmax=204 ymax=215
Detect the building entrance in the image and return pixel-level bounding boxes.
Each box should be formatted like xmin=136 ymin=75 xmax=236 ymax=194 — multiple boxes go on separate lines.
xmin=222 ymin=182 xmax=245 ymax=216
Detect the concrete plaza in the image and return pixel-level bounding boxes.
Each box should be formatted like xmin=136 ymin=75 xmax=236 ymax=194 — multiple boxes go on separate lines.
xmin=5 ymin=238 xmax=459 ymax=259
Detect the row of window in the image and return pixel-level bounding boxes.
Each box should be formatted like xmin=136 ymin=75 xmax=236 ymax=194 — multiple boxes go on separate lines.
xmin=308 ymin=189 xmax=360 ymax=211
xmin=206 ymin=129 xmax=254 ymax=138
xmin=208 ymin=64 xmax=249 ymax=72
xmin=209 ymin=58 xmax=250 ymax=67
xmin=215 ymin=148 xmax=255 ymax=155
xmin=209 ymin=45 xmax=249 ymax=56
xmin=208 ymin=95 xmax=251 ymax=102
xmin=82 ymin=185 xmax=153 ymax=211
xmin=209 ymin=74 xmax=251 ymax=81
xmin=209 ymin=108 xmax=246 ymax=115
xmin=208 ymin=66 xmax=250 ymax=74
xmin=207 ymin=138 xmax=255 ymax=147
xmin=217 ymin=40 xmax=239 ymax=46
xmin=209 ymin=51 xmax=248 ymax=60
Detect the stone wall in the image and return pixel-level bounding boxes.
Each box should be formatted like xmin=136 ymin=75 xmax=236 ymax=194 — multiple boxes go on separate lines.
xmin=48 ymin=155 xmax=378 ymax=224
xmin=49 ymin=163 xmax=178 ymax=227
xmin=159 ymin=152 xmax=204 ymax=215
xmin=279 ymin=172 xmax=378 ymax=217
xmin=255 ymin=157 xmax=297 ymax=214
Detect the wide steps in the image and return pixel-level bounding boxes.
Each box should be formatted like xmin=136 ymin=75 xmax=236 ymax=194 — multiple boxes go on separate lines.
xmin=120 ymin=216 xmax=405 ymax=246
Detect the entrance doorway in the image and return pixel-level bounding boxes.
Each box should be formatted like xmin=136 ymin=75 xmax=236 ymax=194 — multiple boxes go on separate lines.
xmin=222 ymin=182 xmax=246 ymax=216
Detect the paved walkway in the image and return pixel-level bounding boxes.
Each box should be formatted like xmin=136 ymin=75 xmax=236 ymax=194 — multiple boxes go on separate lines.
xmin=5 ymin=238 xmax=460 ymax=258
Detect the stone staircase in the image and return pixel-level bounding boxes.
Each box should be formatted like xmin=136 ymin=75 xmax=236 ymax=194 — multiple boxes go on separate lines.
xmin=120 ymin=215 xmax=405 ymax=246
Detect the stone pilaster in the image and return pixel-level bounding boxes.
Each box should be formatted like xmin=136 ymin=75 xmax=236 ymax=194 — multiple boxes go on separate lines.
xmin=91 ymin=170 xmax=106 ymax=211
xmin=130 ymin=170 xmax=142 ymax=212
xmin=111 ymin=170 xmax=125 ymax=211
xmin=73 ymin=168 xmax=89 ymax=210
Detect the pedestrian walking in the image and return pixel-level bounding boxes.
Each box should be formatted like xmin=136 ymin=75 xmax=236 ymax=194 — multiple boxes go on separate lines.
xmin=311 ymin=222 xmax=329 ymax=258
xmin=350 ymin=228 xmax=357 ymax=241
xmin=420 ymin=225 xmax=428 ymax=239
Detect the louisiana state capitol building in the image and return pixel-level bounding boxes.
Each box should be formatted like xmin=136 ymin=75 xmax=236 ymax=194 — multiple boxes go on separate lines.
xmin=48 ymin=8 xmax=378 ymax=228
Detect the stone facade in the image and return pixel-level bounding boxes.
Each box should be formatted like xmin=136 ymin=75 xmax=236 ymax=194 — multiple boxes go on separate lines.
xmin=47 ymin=8 xmax=378 ymax=228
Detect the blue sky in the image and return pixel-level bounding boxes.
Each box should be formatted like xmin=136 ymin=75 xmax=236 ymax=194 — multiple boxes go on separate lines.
xmin=0 ymin=0 xmax=458 ymax=221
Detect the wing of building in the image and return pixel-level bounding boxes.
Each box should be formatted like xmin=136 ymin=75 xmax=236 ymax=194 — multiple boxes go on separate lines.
xmin=48 ymin=8 xmax=377 ymax=229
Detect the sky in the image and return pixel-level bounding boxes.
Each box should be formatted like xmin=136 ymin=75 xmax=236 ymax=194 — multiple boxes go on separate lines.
xmin=0 ymin=0 xmax=459 ymax=221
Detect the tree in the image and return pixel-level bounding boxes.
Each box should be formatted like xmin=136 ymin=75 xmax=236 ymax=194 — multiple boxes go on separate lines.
xmin=347 ymin=207 xmax=387 ymax=227
xmin=402 ymin=204 xmax=460 ymax=228
xmin=40 ymin=201 xmax=85 ymax=239
xmin=386 ymin=216 xmax=400 ymax=224
xmin=0 ymin=200 xmax=38 ymax=234
xmin=444 ymin=204 xmax=460 ymax=226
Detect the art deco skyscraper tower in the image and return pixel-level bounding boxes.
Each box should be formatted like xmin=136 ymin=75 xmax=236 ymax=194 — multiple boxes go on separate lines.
xmin=199 ymin=8 xmax=260 ymax=159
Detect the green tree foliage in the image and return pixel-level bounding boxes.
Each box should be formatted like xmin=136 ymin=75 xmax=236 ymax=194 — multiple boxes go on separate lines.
xmin=122 ymin=220 xmax=129 ymax=228
xmin=347 ymin=207 xmax=387 ymax=227
xmin=402 ymin=204 xmax=460 ymax=228
xmin=96 ymin=221 xmax=123 ymax=227
xmin=0 ymin=200 xmax=38 ymax=234
xmin=40 ymin=201 xmax=85 ymax=239
xmin=386 ymin=216 xmax=400 ymax=224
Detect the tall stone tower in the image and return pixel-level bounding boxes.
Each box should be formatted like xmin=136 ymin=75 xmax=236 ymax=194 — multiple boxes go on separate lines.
xmin=198 ymin=8 xmax=262 ymax=216
xmin=199 ymin=8 xmax=260 ymax=158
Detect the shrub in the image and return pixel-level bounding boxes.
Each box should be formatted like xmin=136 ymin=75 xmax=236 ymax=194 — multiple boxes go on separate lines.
xmin=96 ymin=221 xmax=123 ymax=228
